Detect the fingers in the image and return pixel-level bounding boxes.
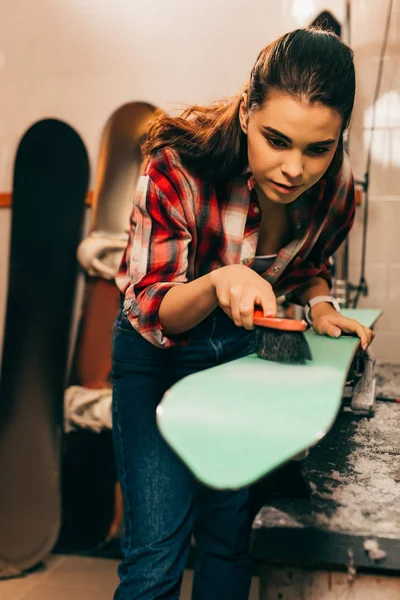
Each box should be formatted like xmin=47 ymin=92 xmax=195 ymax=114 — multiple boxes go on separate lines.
xmin=230 ymin=286 xmax=259 ymax=329
xmin=356 ymin=324 xmax=375 ymax=350
xmin=335 ymin=318 xmax=375 ymax=349
xmin=223 ymin=285 xmax=276 ymax=330
xmin=230 ymin=286 xmax=246 ymax=327
xmin=313 ymin=315 xmax=376 ymax=350
xmin=213 ymin=266 xmax=278 ymax=328
xmin=314 ymin=320 xmax=341 ymax=338
xmin=239 ymin=289 xmax=276 ymax=330
xmin=260 ymin=293 xmax=277 ymax=319
xmin=236 ymin=290 xmax=255 ymax=330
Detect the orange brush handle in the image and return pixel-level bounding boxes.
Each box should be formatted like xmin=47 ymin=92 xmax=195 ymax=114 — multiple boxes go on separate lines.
xmin=253 ymin=309 xmax=308 ymax=332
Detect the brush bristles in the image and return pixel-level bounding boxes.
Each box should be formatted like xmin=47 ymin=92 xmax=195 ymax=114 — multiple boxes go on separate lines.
xmin=255 ymin=328 xmax=312 ymax=364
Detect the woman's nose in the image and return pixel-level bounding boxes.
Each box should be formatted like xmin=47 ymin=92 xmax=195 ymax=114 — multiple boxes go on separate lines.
xmin=281 ymin=153 xmax=304 ymax=181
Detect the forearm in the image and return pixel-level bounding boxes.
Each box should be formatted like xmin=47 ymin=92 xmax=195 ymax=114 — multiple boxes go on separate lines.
xmin=159 ymin=273 xmax=218 ymax=335
xmin=295 ymin=277 xmax=337 ymax=320
xmin=295 ymin=277 xmax=330 ymax=304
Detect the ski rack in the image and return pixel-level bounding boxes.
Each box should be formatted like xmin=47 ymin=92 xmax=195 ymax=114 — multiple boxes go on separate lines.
xmin=342 ymin=349 xmax=377 ymax=417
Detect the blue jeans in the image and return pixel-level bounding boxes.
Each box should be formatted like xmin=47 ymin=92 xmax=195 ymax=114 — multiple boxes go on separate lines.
xmin=112 ymin=307 xmax=256 ymax=600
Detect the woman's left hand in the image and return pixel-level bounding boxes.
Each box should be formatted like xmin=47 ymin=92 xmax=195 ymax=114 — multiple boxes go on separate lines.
xmin=311 ymin=305 xmax=375 ymax=351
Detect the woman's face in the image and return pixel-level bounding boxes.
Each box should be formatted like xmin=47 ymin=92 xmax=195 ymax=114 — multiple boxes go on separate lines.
xmin=239 ymin=90 xmax=343 ymax=204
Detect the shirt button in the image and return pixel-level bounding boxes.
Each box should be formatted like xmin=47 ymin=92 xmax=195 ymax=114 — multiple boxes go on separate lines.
xmin=253 ymin=206 xmax=260 ymax=214
xmin=242 ymin=258 xmax=250 ymax=265
xmin=273 ymin=266 xmax=280 ymax=272
xmin=295 ymin=222 xmax=302 ymax=230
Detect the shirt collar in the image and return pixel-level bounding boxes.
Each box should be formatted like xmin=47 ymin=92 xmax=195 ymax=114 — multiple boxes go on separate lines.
xmin=240 ymin=168 xmax=328 ymax=242
xmin=305 ymin=177 xmax=327 ymax=202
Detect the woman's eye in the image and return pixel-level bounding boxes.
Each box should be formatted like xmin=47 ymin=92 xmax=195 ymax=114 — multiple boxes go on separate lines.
xmin=267 ymin=137 xmax=286 ymax=149
xmin=308 ymin=146 xmax=330 ymax=156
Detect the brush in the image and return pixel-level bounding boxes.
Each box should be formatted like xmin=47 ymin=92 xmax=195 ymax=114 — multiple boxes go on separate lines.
xmin=253 ymin=309 xmax=312 ymax=364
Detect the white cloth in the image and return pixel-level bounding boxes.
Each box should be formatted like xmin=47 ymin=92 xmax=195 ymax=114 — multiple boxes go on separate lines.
xmin=64 ymin=385 xmax=113 ymax=433
xmin=77 ymin=231 xmax=128 ymax=280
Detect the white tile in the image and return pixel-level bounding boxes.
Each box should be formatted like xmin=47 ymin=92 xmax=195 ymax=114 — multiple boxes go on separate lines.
xmin=349 ymin=126 xmax=400 ymax=197
xmin=348 ymin=127 xmax=368 ymax=183
xmin=347 ymin=261 xmax=362 ymax=287
xmin=0 ymin=0 xmax=304 ymax=194
xmin=388 ymin=263 xmax=400 ymax=329
xmin=348 ymin=199 xmax=400 ymax=264
xmin=347 ymin=261 xmax=390 ymax=327
xmin=368 ymin=128 xmax=400 ymax=197
xmin=18 ymin=583 xmax=109 ymax=600
xmin=43 ymin=556 xmax=119 ymax=588
xmin=363 ymin=201 xmax=390 ymax=262
xmin=0 ymin=555 xmax=65 ymax=600
xmin=28 ymin=554 xmax=66 ymax=581
xmin=351 ymin=55 xmax=400 ymax=131
xmin=347 ymin=262 xmax=388 ymax=305
xmin=0 ymin=578 xmax=35 ymax=600
xmin=351 ymin=0 xmax=398 ymax=49
xmin=370 ymin=330 xmax=400 ymax=363
xmin=349 ymin=52 xmax=400 ymax=198
xmin=347 ymin=210 xmax=363 ymax=263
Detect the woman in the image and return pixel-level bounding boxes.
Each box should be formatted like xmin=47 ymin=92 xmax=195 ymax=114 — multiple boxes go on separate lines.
xmin=112 ymin=27 xmax=374 ymax=599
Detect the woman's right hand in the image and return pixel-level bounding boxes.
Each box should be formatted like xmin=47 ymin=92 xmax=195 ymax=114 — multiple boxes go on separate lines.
xmin=209 ymin=264 xmax=277 ymax=330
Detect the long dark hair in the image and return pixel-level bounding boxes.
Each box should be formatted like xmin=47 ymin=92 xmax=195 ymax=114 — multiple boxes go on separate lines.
xmin=143 ymin=27 xmax=355 ymax=180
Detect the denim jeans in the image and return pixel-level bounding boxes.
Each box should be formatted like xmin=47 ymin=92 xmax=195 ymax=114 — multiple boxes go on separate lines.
xmin=111 ymin=307 xmax=256 ymax=600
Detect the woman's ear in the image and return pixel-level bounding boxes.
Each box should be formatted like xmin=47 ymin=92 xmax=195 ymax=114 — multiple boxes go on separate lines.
xmin=239 ymin=92 xmax=249 ymax=135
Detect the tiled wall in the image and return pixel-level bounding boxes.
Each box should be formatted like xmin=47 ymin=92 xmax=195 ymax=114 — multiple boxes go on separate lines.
xmin=0 ymin=0 xmax=347 ymax=364
xmin=0 ymin=0 xmax=345 ymax=191
xmin=3 ymin=1 xmax=399 ymax=365
xmin=349 ymin=0 xmax=400 ymax=362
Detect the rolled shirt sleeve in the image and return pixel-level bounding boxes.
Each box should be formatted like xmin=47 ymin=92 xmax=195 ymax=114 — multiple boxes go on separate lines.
xmin=116 ymin=167 xmax=194 ymax=348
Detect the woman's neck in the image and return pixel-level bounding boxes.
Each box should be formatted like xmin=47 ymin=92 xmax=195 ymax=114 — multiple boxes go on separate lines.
xmin=255 ymin=185 xmax=290 ymax=255
xmin=255 ymin=184 xmax=287 ymax=220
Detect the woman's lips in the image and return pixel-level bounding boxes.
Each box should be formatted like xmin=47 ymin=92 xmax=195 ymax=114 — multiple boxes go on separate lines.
xmin=270 ymin=180 xmax=302 ymax=195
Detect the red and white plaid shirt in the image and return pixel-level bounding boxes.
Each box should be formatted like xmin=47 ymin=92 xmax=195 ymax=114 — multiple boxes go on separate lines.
xmin=116 ymin=147 xmax=355 ymax=348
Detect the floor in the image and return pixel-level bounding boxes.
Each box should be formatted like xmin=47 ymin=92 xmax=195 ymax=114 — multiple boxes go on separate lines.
xmin=0 ymin=554 xmax=260 ymax=600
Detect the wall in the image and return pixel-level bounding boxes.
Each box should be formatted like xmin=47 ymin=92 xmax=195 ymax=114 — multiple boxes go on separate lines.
xmin=6 ymin=2 xmax=399 ymax=366
xmin=0 ymin=0 xmax=346 ymax=191
xmin=349 ymin=0 xmax=400 ymax=362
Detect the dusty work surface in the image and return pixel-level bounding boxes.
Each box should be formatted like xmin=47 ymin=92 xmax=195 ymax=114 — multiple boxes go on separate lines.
xmin=252 ymin=363 xmax=400 ymax=572
xmin=376 ymin=361 xmax=400 ymax=400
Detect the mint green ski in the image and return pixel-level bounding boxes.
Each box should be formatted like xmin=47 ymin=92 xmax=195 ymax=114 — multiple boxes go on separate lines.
xmin=156 ymin=309 xmax=382 ymax=490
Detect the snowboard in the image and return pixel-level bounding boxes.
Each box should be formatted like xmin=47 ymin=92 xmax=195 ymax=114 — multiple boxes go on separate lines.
xmin=156 ymin=308 xmax=382 ymax=490
xmin=59 ymin=102 xmax=158 ymax=552
xmin=72 ymin=101 xmax=158 ymax=389
xmin=0 ymin=119 xmax=89 ymax=576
